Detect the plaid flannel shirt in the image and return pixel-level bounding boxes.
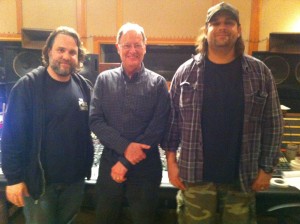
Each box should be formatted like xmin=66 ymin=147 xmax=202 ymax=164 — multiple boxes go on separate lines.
xmin=161 ymin=54 xmax=283 ymax=192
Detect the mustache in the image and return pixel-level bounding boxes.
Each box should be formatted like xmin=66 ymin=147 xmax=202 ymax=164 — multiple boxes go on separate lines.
xmin=59 ymin=59 xmax=71 ymax=65
xmin=216 ymin=31 xmax=230 ymax=35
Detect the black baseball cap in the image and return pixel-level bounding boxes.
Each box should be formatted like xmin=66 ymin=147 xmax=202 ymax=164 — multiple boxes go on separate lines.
xmin=206 ymin=2 xmax=239 ymax=24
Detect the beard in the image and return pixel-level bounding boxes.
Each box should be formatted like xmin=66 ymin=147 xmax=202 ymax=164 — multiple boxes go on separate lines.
xmin=49 ymin=59 xmax=77 ymax=77
xmin=212 ymin=32 xmax=238 ymax=48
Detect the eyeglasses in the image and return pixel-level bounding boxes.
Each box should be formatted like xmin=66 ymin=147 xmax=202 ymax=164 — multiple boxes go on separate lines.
xmin=119 ymin=43 xmax=144 ymax=50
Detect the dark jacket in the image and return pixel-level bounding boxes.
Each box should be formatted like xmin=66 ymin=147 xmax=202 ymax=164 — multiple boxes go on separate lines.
xmin=1 ymin=66 xmax=94 ymax=200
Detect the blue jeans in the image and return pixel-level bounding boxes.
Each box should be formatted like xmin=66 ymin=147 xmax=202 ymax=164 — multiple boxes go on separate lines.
xmin=23 ymin=180 xmax=85 ymax=224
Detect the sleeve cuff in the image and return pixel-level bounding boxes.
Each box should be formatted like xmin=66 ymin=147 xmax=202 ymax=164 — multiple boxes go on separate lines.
xmin=118 ymin=156 xmax=132 ymax=170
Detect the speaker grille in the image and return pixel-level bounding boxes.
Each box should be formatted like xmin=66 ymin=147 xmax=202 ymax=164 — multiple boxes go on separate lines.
xmin=263 ymin=55 xmax=290 ymax=84
xmin=252 ymin=51 xmax=300 ymax=112
xmin=13 ymin=51 xmax=41 ymax=77
xmin=2 ymin=46 xmax=21 ymax=83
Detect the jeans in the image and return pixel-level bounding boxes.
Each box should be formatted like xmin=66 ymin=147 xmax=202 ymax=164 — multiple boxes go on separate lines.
xmin=23 ymin=180 xmax=85 ymax=224
xmin=95 ymin=153 xmax=162 ymax=224
xmin=0 ymin=197 xmax=8 ymax=224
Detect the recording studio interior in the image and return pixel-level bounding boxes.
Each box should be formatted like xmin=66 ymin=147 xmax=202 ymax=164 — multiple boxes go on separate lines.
xmin=0 ymin=0 xmax=300 ymax=223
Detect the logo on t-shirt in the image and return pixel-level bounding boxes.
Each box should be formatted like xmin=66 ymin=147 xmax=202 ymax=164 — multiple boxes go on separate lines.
xmin=78 ymin=98 xmax=88 ymax=111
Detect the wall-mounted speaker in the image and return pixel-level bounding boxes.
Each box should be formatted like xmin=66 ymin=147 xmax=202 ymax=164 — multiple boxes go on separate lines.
xmin=0 ymin=43 xmax=42 ymax=105
xmin=2 ymin=46 xmax=21 ymax=83
xmin=13 ymin=50 xmax=41 ymax=78
xmin=252 ymin=51 xmax=300 ymax=112
xmin=79 ymin=54 xmax=99 ymax=86
xmin=1 ymin=46 xmax=42 ymax=83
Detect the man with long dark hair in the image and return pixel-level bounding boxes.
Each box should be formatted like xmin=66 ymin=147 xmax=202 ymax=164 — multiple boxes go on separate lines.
xmin=1 ymin=26 xmax=94 ymax=224
xmin=162 ymin=2 xmax=283 ymax=223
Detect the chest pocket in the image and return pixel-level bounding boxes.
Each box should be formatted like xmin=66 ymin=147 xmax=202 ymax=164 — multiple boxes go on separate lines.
xmin=249 ymin=90 xmax=268 ymax=121
xmin=179 ymin=83 xmax=200 ymax=109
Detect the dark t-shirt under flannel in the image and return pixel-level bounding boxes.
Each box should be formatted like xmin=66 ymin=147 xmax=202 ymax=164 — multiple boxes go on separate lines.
xmin=202 ymin=57 xmax=244 ymax=183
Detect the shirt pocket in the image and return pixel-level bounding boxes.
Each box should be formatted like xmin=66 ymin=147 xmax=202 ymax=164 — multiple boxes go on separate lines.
xmin=249 ymin=91 xmax=268 ymax=121
xmin=179 ymin=84 xmax=200 ymax=109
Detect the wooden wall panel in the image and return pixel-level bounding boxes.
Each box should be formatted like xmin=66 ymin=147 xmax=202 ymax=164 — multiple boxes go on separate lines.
xmin=260 ymin=0 xmax=300 ymax=51
xmin=248 ymin=0 xmax=262 ymax=55
xmin=122 ymin=0 xmax=209 ymax=39
xmin=0 ymin=0 xmax=299 ymax=53
xmin=0 ymin=0 xmax=18 ymax=34
xmin=87 ymin=0 xmax=118 ymax=37
xmin=22 ymin=0 xmax=76 ymax=30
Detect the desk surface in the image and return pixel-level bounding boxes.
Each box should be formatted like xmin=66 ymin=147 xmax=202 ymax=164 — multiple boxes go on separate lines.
xmin=1 ymin=167 xmax=300 ymax=192
xmin=1 ymin=168 xmax=300 ymax=216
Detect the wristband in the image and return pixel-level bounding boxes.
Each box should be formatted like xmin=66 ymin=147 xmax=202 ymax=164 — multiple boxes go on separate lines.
xmin=260 ymin=166 xmax=274 ymax=174
xmin=119 ymin=156 xmax=132 ymax=170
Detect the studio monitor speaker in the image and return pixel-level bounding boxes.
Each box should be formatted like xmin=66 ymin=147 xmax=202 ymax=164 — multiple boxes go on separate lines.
xmin=79 ymin=54 xmax=99 ymax=86
xmin=1 ymin=46 xmax=21 ymax=83
xmin=252 ymin=51 xmax=300 ymax=112
xmin=1 ymin=46 xmax=42 ymax=83
xmin=0 ymin=42 xmax=42 ymax=104
xmin=13 ymin=50 xmax=42 ymax=78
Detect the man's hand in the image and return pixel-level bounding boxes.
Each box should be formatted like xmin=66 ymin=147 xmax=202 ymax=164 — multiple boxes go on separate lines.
xmin=168 ymin=160 xmax=186 ymax=190
xmin=111 ymin=161 xmax=128 ymax=183
xmin=6 ymin=182 xmax=29 ymax=207
xmin=251 ymin=169 xmax=272 ymax=192
xmin=124 ymin=142 xmax=150 ymax=165
xmin=166 ymin=151 xmax=186 ymax=190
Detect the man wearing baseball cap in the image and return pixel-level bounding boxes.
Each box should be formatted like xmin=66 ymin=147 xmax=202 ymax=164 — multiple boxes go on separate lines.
xmin=206 ymin=2 xmax=240 ymax=24
xmin=162 ymin=2 xmax=283 ymax=223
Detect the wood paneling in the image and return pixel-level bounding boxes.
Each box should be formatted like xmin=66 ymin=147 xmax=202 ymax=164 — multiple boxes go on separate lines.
xmin=116 ymin=0 xmax=123 ymax=30
xmin=76 ymin=0 xmax=87 ymax=47
xmin=16 ymin=0 xmax=22 ymax=34
xmin=248 ymin=0 xmax=262 ymax=55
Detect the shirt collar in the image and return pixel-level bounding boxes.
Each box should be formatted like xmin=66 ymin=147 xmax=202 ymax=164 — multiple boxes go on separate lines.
xmin=121 ymin=63 xmax=145 ymax=82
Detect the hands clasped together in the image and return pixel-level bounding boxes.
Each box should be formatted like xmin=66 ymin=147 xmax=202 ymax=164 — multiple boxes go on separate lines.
xmin=111 ymin=142 xmax=150 ymax=183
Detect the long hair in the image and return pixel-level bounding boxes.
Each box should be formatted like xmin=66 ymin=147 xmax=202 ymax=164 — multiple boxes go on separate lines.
xmin=195 ymin=25 xmax=245 ymax=57
xmin=42 ymin=26 xmax=86 ymax=70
